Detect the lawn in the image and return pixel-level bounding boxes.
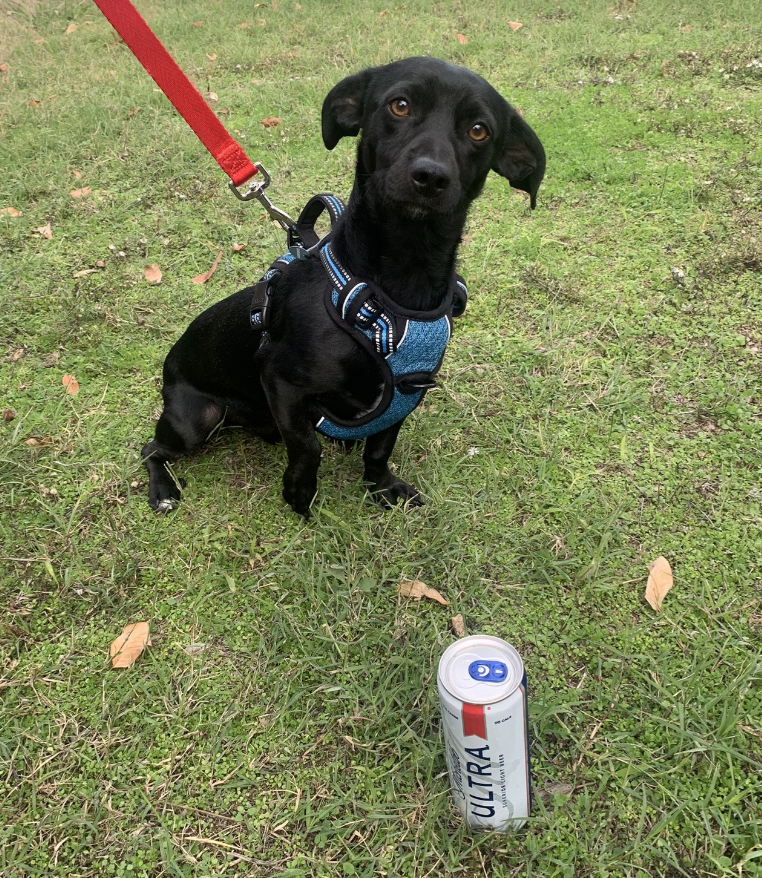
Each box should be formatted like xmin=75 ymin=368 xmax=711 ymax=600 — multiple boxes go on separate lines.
xmin=1 ymin=0 xmax=761 ymax=876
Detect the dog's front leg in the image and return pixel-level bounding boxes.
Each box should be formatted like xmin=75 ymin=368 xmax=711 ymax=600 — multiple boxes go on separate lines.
xmin=363 ymin=422 xmax=422 ymax=508
xmin=261 ymin=375 xmax=321 ymax=518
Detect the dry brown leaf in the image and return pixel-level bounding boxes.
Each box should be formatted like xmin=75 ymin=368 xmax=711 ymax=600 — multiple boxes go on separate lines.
xmin=207 ymin=52 xmax=218 ymax=61
xmin=143 ymin=264 xmax=162 ymax=284
xmin=379 ymin=9 xmax=389 ymax=16
xmin=508 ymin=20 xmax=523 ymax=31
xmin=73 ymin=268 xmax=97 ymax=278
xmin=645 ymin=556 xmax=673 ymax=612
xmin=1 ymin=207 xmax=21 ymax=217
xmin=10 ymin=347 xmax=26 ymax=362
xmin=35 ymin=222 xmax=52 ymax=239
xmin=232 ymin=243 xmax=245 ymax=252
xmin=451 ymin=614 xmax=466 ymax=636
xmin=3 ymin=409 xmax=16 ymax=423
xmin=456 ymin=33 xmax=468 ymax=44
xmin=70 ymin=187 xmax=92 ymax=198
xmin=110 ymin=621 xmax=150 ymax=668
xmin=62 ymin=374 xmax=79 ymax=396
xmin=239 ymin=21 xmax=250 ymax=28
xmin=0 ymin=63 xmax=9 ymax=74
xmin=65 ymin=22 xmax=77 ymax=34
xmin=193 ymin=20 xmax=203 ymax=26
xmin=681 ymin=24 xmax=692 ymax=32
xmin=28 ymin=99 xmax=42 ymax=107
xmin=23 ymin=436 xmax=52 ymax=447
xmin=261 ymin=116 xmax=281 ymax=128
xmin=191 ymin=249 xmax=223 ymax=284
xmin=73 ymin=170 xmax=83 ymax=179
xmin=207 ymin=91 xmax=218 ymax=102
xmin=398 ymin=579 xmax=449 ymax=606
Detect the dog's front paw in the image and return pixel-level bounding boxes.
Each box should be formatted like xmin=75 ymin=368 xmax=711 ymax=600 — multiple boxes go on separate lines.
xmin=282 ymin=473 xmax=316 ymax=519
xmin=370 ymin=478 xmax=423 ymax=509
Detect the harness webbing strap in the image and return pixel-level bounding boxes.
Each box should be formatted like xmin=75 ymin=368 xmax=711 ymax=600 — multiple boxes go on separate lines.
xmin=92 ymin=0 xmax=258 ymax=186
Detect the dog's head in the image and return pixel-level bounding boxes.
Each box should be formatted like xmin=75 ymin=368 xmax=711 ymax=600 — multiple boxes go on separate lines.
xmin=322 ymin=57 xmax=545 ymax=220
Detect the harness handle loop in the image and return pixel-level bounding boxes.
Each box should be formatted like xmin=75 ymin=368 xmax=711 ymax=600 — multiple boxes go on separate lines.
xmin=289 ymin=193 xmax=346 ymax=250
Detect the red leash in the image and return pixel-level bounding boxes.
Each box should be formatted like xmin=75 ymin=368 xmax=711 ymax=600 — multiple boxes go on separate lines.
xmin=92 ymin=0 xmax=257 ymax=187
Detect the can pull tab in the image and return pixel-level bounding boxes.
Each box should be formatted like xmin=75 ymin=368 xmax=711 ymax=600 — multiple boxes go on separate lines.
xmin=468 ymin=660 xmax=508 ymax=682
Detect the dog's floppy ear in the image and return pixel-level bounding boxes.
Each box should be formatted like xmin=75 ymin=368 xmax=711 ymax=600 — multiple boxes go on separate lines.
xmin=322 ymin=68 xmax=375 ymax=150
xmin=493 ymin=110 xmax=546 ymax=209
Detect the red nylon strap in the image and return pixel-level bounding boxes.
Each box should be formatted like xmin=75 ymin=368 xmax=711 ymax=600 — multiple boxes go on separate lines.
xmin=92 ymin=0 xmax=257 ymax=186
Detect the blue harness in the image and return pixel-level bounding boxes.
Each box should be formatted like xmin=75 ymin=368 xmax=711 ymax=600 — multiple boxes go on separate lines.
xmin=250 ymin=194 xmax=466 ymax=441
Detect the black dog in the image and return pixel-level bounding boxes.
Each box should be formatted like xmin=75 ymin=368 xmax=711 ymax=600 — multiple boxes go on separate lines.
xmin=142 ymin=57 xmax=545 ymax=517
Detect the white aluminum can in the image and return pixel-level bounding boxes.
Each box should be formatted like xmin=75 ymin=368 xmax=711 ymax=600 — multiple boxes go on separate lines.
xmin=437 ymin=635 xmax=530 ymax=831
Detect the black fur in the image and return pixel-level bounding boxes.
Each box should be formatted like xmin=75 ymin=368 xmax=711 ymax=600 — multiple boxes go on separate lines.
xmin=141 ymin=57 xmax=545 ymax=517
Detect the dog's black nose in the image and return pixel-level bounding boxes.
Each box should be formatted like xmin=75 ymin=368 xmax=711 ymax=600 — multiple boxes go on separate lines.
xmin=410 ymin=158 xmax=451 ymax=197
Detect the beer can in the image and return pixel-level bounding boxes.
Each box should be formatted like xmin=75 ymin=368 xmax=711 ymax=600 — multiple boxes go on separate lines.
xmin=437 ymin=634 xmax=530 ymax=831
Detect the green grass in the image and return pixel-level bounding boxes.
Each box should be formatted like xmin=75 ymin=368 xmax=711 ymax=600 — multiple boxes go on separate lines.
xmin=1 ymin=0 xmax=761 ymax=875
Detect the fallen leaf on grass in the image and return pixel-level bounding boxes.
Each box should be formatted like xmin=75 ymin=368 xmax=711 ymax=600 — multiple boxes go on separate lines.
xmin=261 ymin=116 xmax=281 ymax=128
xmin=35 ymin=222 xmax=52 ymax=239
xmin=3 ymin=409 xmax=17 ymax=423
xmin=70 ymin=187 xmax=92 ymax=198
xmin=206 ymin=52 xmax=218 ymax=61
xmin=110 ymin=621 xmax=150 ymax=668
xmin=62 ymin=374 xmax=79 ymax=396
xmin=451 ymin=614 xmax=466 ymax=636
xmin=232 ymin=243 xmax=245 ymax=252
xmin=65 ymin=22 xmax=77 ymax=34
xmin=645 ymin=556 xmax=673 ymax=612
xmin=72 ymin=170 xmax=82 ymax=179
xmin=508 ymin=20 xmax=523 ymax=31
xmin=10 ymin=347 xmax=26 ymax=361
xmin=23 ymin=436 xmax=52 ymax=447
xmin=1 ymin=207 xmax=21 ymax=217
xmin=143 ymin=264 xmax=162 ymax=284
xmin=0 ymin=63 xmax=9 ymax=74
xmin=456 ymin=33 xmax=468 ymax=44
xmin=184 ymin=642 xmax=208 ymax=656
xmin=191 ymin=249 xmax=223 ymax=284
xmin=398 ymin=579 xmax=448 ymax=606
xmin=73 ymin=268 xmax=98 ymax=278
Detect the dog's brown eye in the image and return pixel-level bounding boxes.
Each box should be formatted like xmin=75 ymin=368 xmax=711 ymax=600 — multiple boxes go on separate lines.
xmin=389 ymin=99 xmax=410 ymax=117
xmin=468 ymin=123 xmax=489 ymax=142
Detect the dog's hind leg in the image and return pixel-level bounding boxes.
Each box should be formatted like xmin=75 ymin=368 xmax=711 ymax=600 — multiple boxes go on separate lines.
xmin=141 ymin=384 xmax=224 ymax=512
xmin=363 ymin=422 xmax=422 ymax=508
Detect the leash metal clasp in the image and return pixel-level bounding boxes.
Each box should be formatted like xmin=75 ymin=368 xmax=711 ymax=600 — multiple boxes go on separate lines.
xmin=229 ymin=162 xmax=296 ymax=233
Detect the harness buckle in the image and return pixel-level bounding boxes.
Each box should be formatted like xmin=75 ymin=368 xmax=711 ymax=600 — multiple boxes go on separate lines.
xmin=250 ymin=275 xmax=276 ymax=331
xmin=229 ymin=162 xmax=296 ymax=233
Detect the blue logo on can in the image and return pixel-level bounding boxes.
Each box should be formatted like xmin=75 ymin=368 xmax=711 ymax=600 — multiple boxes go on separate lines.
xmin=468 ymin=660 xmax=508 ymax=682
